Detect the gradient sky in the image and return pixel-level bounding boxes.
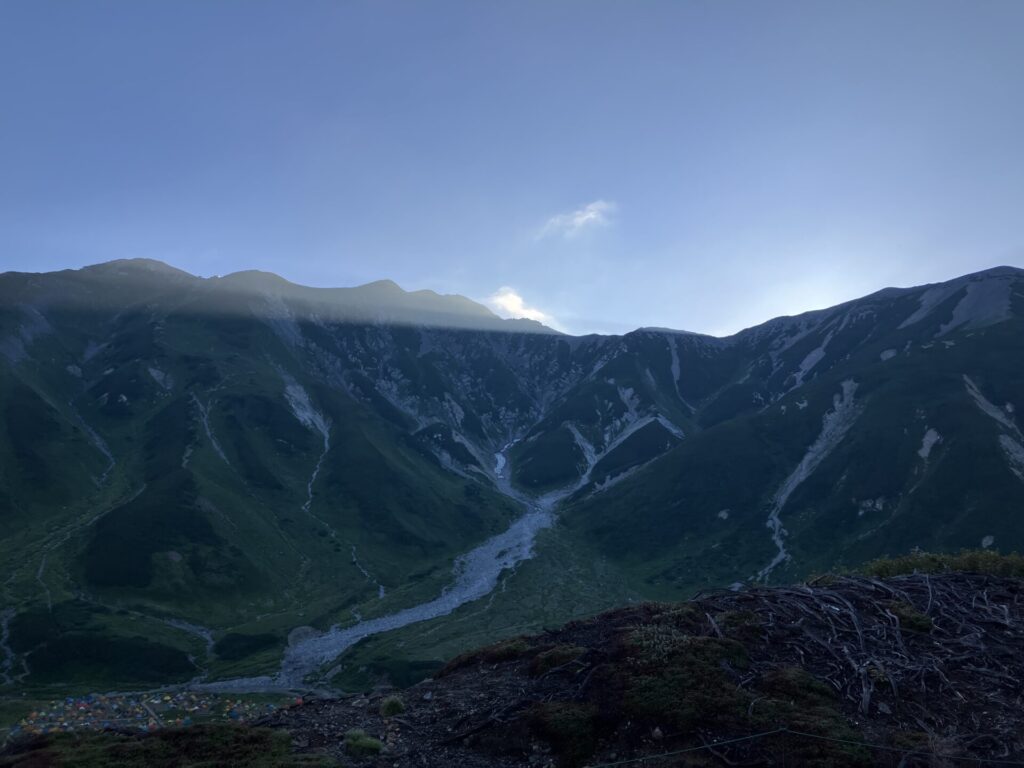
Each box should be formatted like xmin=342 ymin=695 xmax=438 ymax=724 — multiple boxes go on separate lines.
xmin=1 ymin=1 xmax=1022 ymax=336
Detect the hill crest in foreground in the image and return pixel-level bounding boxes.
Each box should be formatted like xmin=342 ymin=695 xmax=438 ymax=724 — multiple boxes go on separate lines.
xmin=5 ymin=564 xmax=1023 ymax=766
xmin=263 ymin=569 xmax=1024 ymax=767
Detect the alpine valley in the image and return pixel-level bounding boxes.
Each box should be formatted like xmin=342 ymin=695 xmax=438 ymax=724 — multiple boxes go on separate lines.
xmin=1 ymin=260 xmax=1023 ymax=696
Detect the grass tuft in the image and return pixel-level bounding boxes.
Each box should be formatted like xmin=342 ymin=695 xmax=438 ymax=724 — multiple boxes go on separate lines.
xmin=379 ymin=695 xmax=405 ymax=717
xmin=860 ymin=549 xmax=1024 ymax=579
xmin=343 ymin=728 xmax=383 ymax=757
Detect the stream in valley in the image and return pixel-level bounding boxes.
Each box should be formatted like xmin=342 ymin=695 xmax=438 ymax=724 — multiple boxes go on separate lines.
xmin=193 ymin=445 xmax=555 ymax=692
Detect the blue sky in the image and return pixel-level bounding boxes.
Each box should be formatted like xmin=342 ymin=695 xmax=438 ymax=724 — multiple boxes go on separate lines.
xmin=1 ymin=1 xmax=1022 ymax=336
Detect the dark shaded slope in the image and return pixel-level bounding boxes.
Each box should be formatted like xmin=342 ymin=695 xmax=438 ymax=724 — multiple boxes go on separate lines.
xmin=251 ymin=568 xmax=1024 ymax=767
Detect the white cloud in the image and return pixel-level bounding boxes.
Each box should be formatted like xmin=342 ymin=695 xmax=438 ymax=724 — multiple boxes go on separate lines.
xmin=539 ymin=200 xmax=616 ymax=239
xmin=485 ymin=286 xmax=557 ymax=327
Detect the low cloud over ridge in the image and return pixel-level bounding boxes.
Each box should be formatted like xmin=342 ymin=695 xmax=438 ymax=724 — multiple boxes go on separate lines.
xmin=485 ymin=286 xmax=559 ymax=328
xmin=539 ymin=200 xmax=616 ymax=239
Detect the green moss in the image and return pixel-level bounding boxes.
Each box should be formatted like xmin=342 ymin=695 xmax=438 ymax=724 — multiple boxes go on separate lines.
xmin=619 ymin=630 xmax=750 ymax=733
xmin=860 ymin=549 xmax=1024 ymax=578
xmin=343 ymin=728 xmax=383 ymax=757
xmin=752 ymin=668 xmax=871 ymax=767
xmin=884 ymin=601 xmax=933 ymax=633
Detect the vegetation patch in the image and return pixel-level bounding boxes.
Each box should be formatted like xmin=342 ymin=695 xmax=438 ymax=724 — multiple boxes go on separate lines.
xmin=861 ymin=549 xmax=1024 ymax=579
xmin=439 ymin=637 xmax=532 ymax=675
xmin=25 ymin=633 xmax=195 ymax=687
xmin=884 ymin=600 xmax=933 ymax=633
xmin=379 ymin=695 xmax=405 ymax=717
xmin=617 ymin=628 xmax=750 ymax=733
xmin=526 ymin=702 xmax=599 ymax=767
xmin=752 ymin=667 xmax=871 ymax=767
xmin=528 ymin=645 xmax=586 ymax=676
xmin=343 ymin=728 xmax=383 ymax=757
xmin=0 ymin=724 xmax=335 ymax=767
xmin=214 ymin=632 xmax=280 ymax=661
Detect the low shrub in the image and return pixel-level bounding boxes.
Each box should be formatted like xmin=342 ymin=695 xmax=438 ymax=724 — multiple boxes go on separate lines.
xmin=861 ymin=549 xmax=1024 ymax=579
xmin=344 ymin=728 xmax=383 ymax=757
xmin=379 ymin=695 xmax=405 ymax=717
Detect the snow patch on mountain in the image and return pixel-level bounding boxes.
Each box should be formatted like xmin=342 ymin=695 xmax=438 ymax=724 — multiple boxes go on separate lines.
xmin=757 ymin=379 xmax=862 ymax=581
xmin=964 ymin=375 xmax=1024 ymax=482
xmin=792 ymin=331 xmax=833 ymax=388
xmin=655 ymin=414 xmax=685 ymax=439
xmin=591 ymin=464 xmax=643 ymax=493
xmin=964 ymin=376 xmax=1017 ymax=432
xmin=283 ymin=379 xmax=332 ymax=516
xmin=148 ymin=366 xmax=173 ymax=391
xmin=284 ymin=381 xmax=330 ymax=439
xmin=567 ymin=424 xmax=599 ymax=483
xmin=443 ymin=393 xmax=465 ymax=429
xmin=938 ymin=277 xmax=1013 ymax=336
xmin=665 ymin=336 xmax=695 ymax=411
xmin=899 ymin=283 xmax=961 ymax=329
xmin=192 ymin=394 xmax=230 ymax=466
xmin=900 ymin=273 xmax=1015 ymax=335
xmin=565 ymin=410 xmax=682 ymax=494
xmin=857 ymin=497 xmax=885 ymax=517
xmin=918 ymin=428 xmax=942 ymax=461
xmin=998 ymin=435 xmax=1024 ymax=481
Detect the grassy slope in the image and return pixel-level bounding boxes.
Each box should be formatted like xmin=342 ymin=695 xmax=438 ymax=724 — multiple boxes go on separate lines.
xmin=563 ymin=315 xmax=1024 ymax=598
xmin=0 ymin=284 xmax=520 ymax=692
xmin=2 ymin=265 xmax=1022 ymax=697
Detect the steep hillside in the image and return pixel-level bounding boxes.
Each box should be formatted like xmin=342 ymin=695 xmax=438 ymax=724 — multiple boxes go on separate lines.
xmin=0 ymin=260 xmax=1022 ymax=694
xmin=258 ymin=569 xmax=1024 ymax=767
xmin=563 ymin=266 xmax=1024 ymax=597
xmin=8 ymin=563 xmax=1022 ymax=767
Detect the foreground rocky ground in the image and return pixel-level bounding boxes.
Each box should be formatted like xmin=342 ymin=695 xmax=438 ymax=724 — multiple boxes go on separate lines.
xmin=5 ymin=554 xmax=1024 ymax=767
xmin=259 ymin=567 xmax=1024 ymax=767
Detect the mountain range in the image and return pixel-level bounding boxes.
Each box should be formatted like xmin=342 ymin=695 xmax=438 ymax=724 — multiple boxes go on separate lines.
xmin=1 ymin=259 xmax=1022 ymax=693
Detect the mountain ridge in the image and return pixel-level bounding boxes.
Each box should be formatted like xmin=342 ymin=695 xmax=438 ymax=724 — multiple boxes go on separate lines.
xmin=6 ymin=258 xmax=1020 ymax=339
xmin=0 ymin=258 xmax=1022 ymax=696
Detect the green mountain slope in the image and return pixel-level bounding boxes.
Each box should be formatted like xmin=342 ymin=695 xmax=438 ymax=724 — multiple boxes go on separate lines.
xmin=0 ymin=260 xmax=1022 ymax=694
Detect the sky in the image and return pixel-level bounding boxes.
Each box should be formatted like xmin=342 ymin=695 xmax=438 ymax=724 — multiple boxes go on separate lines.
xmin=1 ymin=1 xmax=1022 ymax=336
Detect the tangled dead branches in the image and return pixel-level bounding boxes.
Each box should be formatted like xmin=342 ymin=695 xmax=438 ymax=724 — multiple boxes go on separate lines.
xmin=694 ymin=573 xmax=1024 ymax=759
